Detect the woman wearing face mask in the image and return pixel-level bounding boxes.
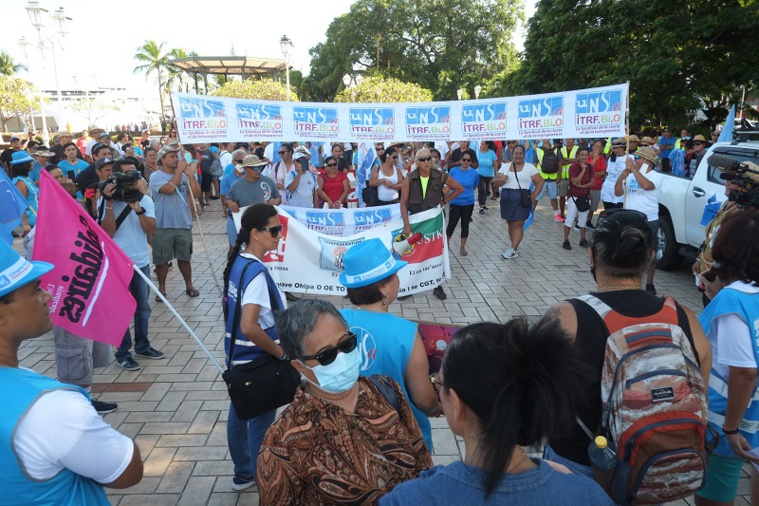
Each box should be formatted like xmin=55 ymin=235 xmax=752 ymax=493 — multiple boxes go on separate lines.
xmin=381 ymin=318 xmax=613 ymax=506
xmin=258 ymin=299 xmax=433 ymax=505
xmin=339 ymin=238 xmax=441 ymax=451
xmin=223 ymin=203 xmax=288 ymax=492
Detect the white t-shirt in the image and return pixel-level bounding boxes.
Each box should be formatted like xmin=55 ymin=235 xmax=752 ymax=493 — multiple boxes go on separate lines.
xmin=623 ymin=166 xmax=662 ymax=221
xmin=219 ymin=151 xmax=233 ymax=169
xmin=497 ymin=162 xmax=539 ymax=190
xmin=15 ymin=385 xmax=133 ymax=483
xmin=97 ymin=194 xmax=155 ymax=268
xmin=285 ymin=169 xmax=317 ymax=208
xmin=601 ymin=155 xmax=630 ymax=204
xmin=240 ymin=252 xmax=287 ymax=331
xmin=708 ymin=281 xmax=759 ymax=383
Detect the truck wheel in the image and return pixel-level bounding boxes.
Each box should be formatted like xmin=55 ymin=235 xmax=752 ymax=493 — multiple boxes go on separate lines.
xmin=657 ymin=217 xmax=683 ymax=270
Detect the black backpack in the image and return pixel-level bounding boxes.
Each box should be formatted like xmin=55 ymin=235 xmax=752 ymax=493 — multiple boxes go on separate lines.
xmin=539 ymin=147 xmax=560 ymax=174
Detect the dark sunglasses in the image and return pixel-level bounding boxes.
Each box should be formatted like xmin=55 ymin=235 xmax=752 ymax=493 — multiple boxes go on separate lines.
xmin=694 ymin=142 xmax=704 ymax=146
xmin=326 ymin=162 xmax=338 ymax=167
xmin=417 ymin=157 xmax=432 ymax=162
xmin=234 ymin=159 xmax=245 ymax=163
xmin=461 ymin=158 xmax=472 ymax=162
xmin=389 ymin=155 xmax=399 ymax=159
xmin=278 ymin=150 xmax=290 ymax=155
xmin=259 ymin=225 xmax=283 ymax=237
xmin=302 ymin=332 xmax=358 ymax=366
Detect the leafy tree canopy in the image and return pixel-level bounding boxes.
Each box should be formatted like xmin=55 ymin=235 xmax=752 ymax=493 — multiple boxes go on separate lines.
xmin=304 ymin=0 xmax=523 ymax=102
xmin=0 ymin=77 xmax=41 ymax=131
xmin=211 ymin=78 xmax=300 ymax=102
xmin=513 ymin=0 xmax=759 ymax=129
xmin=334 ymin=76 xmax=433 ymax=102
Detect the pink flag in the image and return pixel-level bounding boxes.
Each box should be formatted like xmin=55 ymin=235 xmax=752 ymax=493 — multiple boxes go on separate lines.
xmin=33 ymin=170 xmax=136 ymax=346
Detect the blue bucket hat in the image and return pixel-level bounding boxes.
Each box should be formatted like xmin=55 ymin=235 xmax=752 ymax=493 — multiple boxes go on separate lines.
xmin=339 ymin=238 xmax=407 ymax=288
xmin=10 ymin=151 xmax=34 ymax=165
xmin=0 ymin=240 xmax=53 ymax=298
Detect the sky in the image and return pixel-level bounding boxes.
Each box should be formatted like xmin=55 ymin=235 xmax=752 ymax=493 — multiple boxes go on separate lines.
xmin=1 ymin=0 xmax=536 ymax=120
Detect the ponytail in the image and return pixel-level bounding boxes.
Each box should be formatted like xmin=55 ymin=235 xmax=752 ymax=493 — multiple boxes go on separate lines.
xmin=222 ymin=203 xmax=279 ymax=287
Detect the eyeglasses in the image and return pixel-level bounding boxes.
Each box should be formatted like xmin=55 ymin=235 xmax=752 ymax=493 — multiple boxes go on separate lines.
xmin=302 ymin=332 xmax=358 ymax=366
xmin=259 ymin=225 xmax=283 ymax=237
xmin=417 ymin=157 xmax=432 ymax=162
xmin=461 ymin=158 xmax=472 ymax=162
xmin=326 ymin=163 xmax=338 ymax=167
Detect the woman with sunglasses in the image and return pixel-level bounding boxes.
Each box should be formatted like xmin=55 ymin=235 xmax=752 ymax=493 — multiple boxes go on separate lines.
xmin=368 ymin=146 xmax=404 ymax=206
xmin=381 ymin=318 xmax=613 ymax=505
xmin=258 ymin=299 xmax=433 ymax=504
xmin=339 ymin=238 xmax=441 ymax=450
xmin=223 ymin=203 xmax=287 ymax=492
xmin=543 ymin=209 xmax=710 ymax=480
xmin=317 ymin=155 xmax=351 ymax=208
xmin=447 ymin=154 xmax=479 ymax=256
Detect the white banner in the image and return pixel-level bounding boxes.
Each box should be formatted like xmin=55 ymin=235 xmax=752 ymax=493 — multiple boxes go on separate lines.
xmin=173 ymin=83 xmax=628 ymax=143
xmin=232 ymin=206 xmax=450 ymax=296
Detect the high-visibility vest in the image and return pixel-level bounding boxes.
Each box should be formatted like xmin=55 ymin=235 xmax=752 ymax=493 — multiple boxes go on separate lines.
xmin=536 ymin=146 xmax=559 ymax=180
xmin=560 ymin=145 xmax=578 ymax=179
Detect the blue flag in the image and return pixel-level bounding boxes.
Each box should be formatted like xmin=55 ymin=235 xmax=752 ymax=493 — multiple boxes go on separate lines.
xmin=718 ymin=105 xmax=736 ymax=143
xmin=0 ymin=170 xmax=29 ymax=245
xmin=700 ymin=193 xmax=722 ymax=226
xmin=524 ymin=182 xmax=536 ymax=230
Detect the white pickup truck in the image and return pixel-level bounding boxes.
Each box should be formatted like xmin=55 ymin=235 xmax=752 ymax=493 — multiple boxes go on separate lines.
xmin=656 ymin=139 xmax=759 ymax=269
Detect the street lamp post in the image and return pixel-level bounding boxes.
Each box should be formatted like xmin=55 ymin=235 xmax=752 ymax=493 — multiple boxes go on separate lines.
xmin=474 ymin=85 xmax=482 ymax=100
xmin=279 ymin=35 xmax=294 ymax=102
xmin=457 ymin=88 xmax=463 ymax=101
xmin=18 ymin=36 xmax=49 ymax=144
xmin=342 ymin=73 xmax=363 ymax=100
xmin=24 ymin=1 xmax=70 ymax=132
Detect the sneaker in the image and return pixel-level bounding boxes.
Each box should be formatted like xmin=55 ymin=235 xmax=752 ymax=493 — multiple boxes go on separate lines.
xmin=433 ymin=286 xmax=447 ymax=300
xmin=232 ymin=474 xmax=257 ymax=491
xmin=585 ymin=222 xmax=595 ymax=230
xmin=501 ymin=248 xmax=519 ymax=259
xmin=117 ymin=357 xmax=141 ymax=371
xmin=562 ymin=240 xmax=572 ymax=250
xmin=573 ymin=225 xmax=581 ymax=232
xmin=483 ymin=205 xmax=488 ymax=210
xmin=579 ymin=238 xmax=589 ymax=248
xmin=645 ymin=283 xmax=657 ymax=295
xmin=136 ymin=347 xmax=165 ymax=360
xmin=479 ymin=208 xmax=485 ymax=215
xmin=554 ymin=214 xmax=565 ymax=223
xmin=92 ymin=398 xmax=118 ymax=414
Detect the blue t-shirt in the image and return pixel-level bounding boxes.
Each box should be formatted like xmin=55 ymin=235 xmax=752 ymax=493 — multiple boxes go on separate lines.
xmin=58 ymin=159 xmax=90 ymax=177
xmin=380 ymin=460 xmax=613 ymax=506
xmin=476 ymin=149 xmax=498 ymax=178
xmin=658 ymin=137 xmax=675 ymax=158
xmin=222 ymin=162 xmax=235 ymax=177
xmin=220 ymin=171 xmax=243 ymax=196
xmin=148 ymin=170 xmax=193 ymax=229
xmin=449 ymin=167 xmax=479 ymax=206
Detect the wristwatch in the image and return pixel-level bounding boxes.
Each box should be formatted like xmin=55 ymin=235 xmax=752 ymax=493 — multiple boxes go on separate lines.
xmin=135 ymin=209 xmax=146 ymax=216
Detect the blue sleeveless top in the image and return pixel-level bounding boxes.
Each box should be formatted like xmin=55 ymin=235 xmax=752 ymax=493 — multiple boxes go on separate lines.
xmin=340 ymin=308 xmax=433 ymax=450
xmin=0 ymin=367 xmax=109 ymax=505
xmin=12 ymin=176 xmax=38 ymax=227
xmin=699 ymin=286 xmax=759 ymax=456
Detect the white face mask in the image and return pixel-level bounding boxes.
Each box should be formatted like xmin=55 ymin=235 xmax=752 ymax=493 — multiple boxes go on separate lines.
xmin=640 ymin=163 xmax=650 ymax=172
xmin=234 ymin=164 xmax=244 ymax=174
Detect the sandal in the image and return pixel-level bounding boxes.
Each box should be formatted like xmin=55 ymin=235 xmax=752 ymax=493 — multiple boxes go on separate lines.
xmin=460 ymin=250 xmax=468 ymax=256
xmin=155 ymin=292 xmax=167 ymax=303
xmin=185 ymin=288 xmax=200 ymax=297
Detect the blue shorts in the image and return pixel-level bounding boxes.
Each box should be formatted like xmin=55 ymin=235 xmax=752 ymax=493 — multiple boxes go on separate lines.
xmin=227 ymin=216 xmax=237 ymax=247
xmin=696 ymin=453 xmax=745 ymax=503
xmin=538 ymin=180 xmax=558 ymax=200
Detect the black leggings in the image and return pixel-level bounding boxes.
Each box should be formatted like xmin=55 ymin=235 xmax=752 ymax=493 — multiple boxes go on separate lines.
xmin=477 ymin=176 xmax=493 ymax=206
xmin=446 ymin=204 xmax=474 ymax=238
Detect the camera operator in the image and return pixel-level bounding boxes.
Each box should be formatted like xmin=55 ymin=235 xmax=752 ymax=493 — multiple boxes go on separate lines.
xmin=98 ymin=158 xmax=163 ymax=371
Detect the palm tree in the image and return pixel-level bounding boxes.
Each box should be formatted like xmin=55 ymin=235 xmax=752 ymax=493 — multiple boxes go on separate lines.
xmin=133 ymin=40 xmax=170 ymax=122
xmin=0 ymin=51 xmax=27 ymax=76
xmin=166 ymin=48 xmax=197 ymax=94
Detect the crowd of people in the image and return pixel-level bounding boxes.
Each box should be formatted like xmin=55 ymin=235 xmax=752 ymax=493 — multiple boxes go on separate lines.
xmin=2 ymin=122 xmax=758 ymax=506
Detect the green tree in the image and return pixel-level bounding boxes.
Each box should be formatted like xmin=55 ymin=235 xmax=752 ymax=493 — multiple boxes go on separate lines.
xmin=334 ymin=76 xmax=432 ymax=103
xmin=305 ymin=0 xmax=523 ymax=101
xmin=69 ymin=97 xmax=120 ymax=128
xmin=0 ymin=77 xmax=41 ymax=131
xmin=0 ymin=51 xmax=27 ymax=76
xmin=133 ymin=40 xmax=170 ymax=120
xmin=211 ymin=78 xmax=299 ymax=102
xmin=515 ymin=0 xmax=759 ymax=129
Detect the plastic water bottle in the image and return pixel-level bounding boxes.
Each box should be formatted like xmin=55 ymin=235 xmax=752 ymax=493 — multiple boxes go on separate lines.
xmin=588 ymin=436 xmax=617 ymax=494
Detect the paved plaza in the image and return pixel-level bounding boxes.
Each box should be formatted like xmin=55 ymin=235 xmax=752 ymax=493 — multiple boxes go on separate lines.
xmin=15 ymin=199 xmax=752 ymax=505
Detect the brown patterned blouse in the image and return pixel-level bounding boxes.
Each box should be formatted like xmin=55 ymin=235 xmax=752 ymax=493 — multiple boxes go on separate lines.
xmin=257 ymin=376 xmax=433 ymax=505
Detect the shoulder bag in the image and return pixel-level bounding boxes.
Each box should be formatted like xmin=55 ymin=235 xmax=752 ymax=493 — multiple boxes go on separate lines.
xmin=514 ymin=165 xmax=533 ymax=208
xmin=222 ymin=259 xmax=301 ymax=420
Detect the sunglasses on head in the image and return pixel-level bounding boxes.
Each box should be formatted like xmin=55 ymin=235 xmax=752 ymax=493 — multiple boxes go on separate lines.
xmin=326 ymin=162 xmax=338 ymax=167
xmin=302 ymin=332 xmax=358 ymax=366
xmin=259 ymin=225 xmax=283 ymax=237
xmin=417 ymin=157 xmax=432 ymax=162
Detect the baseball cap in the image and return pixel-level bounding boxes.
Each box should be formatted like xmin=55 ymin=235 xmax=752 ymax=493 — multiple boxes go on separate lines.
xmin=94 ymin=157 xmax=115 ymax=171
xmin=0 ymin=240 xmax=53 ymax=298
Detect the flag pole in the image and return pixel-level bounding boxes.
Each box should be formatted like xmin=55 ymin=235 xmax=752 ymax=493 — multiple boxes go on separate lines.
xmin=133 ymin=264 xmax=225 ymax=375
xmin=185 ymin=178 xmax=223 ymax=298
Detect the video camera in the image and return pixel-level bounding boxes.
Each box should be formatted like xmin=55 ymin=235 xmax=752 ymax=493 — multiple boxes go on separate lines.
xmin=99 ymin=170 xmax=143 ymax=203
xmin=707 ymin=154 xmax=759 ymax=208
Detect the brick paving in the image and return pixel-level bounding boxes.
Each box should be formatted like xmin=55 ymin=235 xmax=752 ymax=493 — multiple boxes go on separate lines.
xmin=15 ymin=198 xmax=752 ymax=505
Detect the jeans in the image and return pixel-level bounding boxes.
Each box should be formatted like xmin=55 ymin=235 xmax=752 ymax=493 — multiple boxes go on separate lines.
xmin=477 ymin=176 xmax=493 ymax=206
xmin=115 ymin=264 xmax=152 ymax=361
xmin=227 ymin=405 xmax=277 ymax=479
